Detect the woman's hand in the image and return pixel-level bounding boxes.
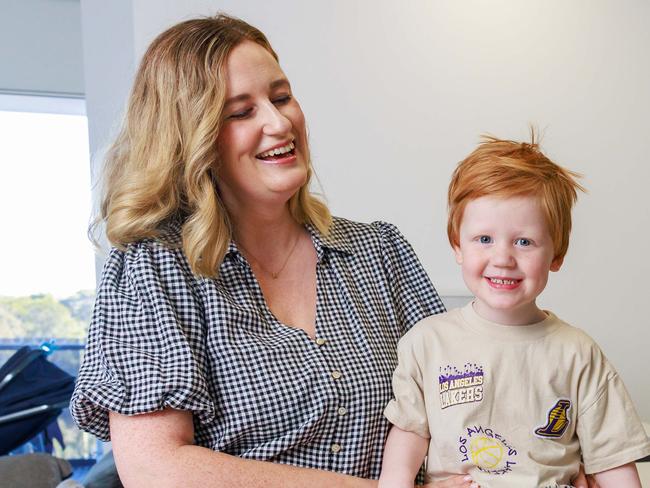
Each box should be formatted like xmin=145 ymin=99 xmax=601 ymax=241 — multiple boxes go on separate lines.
xmin=422 ymin=474 xmax=478 ymax=487
xmin=587 ymin=474 xmax=600 ymax=488
xmin=572 ymin=464 xmax=601 ymax=488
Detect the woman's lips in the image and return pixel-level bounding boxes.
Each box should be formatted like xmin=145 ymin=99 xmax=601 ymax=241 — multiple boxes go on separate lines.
xmin=257 ymin=151 xmax=297 ymax=165
xmin=256 ymin=140 xmax=297 ymax=165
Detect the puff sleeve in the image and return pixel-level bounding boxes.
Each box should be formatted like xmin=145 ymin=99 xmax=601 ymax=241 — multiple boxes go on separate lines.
xmin=374 ymin=221 xmax=445 ymax=336
xmin=70 ymin=241 xmax=214 ymax=441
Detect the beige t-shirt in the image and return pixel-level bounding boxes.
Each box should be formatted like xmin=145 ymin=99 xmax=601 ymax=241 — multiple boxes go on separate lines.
xmin=384 ymin=303 xmax=650 ymax=488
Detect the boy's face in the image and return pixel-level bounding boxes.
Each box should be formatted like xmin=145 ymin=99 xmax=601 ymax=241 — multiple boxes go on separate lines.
xmin=453 ymin=195 xmax=563 ymax=325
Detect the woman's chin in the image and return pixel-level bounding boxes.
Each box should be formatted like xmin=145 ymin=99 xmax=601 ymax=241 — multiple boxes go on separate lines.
xmin=265 ymin=173 xmax=308 ymax=199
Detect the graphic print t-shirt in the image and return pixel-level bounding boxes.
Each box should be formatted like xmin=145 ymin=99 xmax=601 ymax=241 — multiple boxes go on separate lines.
xmin=384 ymin=304 xmax=650 ymax=488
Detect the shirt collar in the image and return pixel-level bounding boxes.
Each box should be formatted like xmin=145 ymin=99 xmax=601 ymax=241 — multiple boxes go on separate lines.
xmin=306 ymin=222 xmax=354 ymax=260
xmin=225 ymin=240 xmax=242 ymax=261
xmin=225 ymin=222 xmax=354 ymax=261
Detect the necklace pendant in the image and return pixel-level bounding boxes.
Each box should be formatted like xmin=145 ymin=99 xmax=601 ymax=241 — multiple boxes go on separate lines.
xmin=237 ymin=232 xmax=301 ymax=282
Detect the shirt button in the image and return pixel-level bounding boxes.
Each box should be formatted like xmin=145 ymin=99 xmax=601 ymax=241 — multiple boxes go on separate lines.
xmin=331 ymin=370 xmax=342 ymax=380
xmin=315 ymin=338 xmax=327 ymax=346
xmin=337 ymin=407 xmax=347 ymax=416
xmin=330 ymin=443 xmax=342 ymax=453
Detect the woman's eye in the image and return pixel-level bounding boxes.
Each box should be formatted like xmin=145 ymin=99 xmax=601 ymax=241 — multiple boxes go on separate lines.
xmin=478 ymin=236 xmax=492 ymax=244
xmin=227 ymin=108 xmax=252 ymax=120
xmin=272 ymin=94 xmax=292 ymax=105
xmin=515 ymin=238 xmax=532 ymax=246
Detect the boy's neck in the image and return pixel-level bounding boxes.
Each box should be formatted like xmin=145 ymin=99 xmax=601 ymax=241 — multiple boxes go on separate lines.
xmin=472 ymin=300 xmax=548 ymax=326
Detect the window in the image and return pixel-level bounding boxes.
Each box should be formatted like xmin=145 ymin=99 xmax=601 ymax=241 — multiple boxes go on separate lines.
xmin=0 ymin=93 xmax=101 ymax=461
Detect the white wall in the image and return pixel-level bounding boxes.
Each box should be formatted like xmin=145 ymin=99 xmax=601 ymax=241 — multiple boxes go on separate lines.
xmin=79 ymin=0 xmax=135 ymax=162
xmin=81 ymin=0 xmax=650 ymax=420
xmin=0 ymin=0 xmax=84 ymax=96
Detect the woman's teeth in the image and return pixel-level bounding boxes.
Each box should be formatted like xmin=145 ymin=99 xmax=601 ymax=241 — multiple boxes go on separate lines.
xmin=257 ymin=141 xmax=295 ymax=159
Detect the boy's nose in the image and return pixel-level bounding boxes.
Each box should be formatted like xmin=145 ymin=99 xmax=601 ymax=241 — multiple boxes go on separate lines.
xmin=492 ymin=245 xmax=516 ymax=267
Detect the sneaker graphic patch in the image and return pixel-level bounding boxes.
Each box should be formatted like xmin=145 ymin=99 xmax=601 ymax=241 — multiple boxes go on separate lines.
xmin=535 ymin=399 xmax=571 ymax=438
xmin=439 ymin=363 xmax=484 ymax=409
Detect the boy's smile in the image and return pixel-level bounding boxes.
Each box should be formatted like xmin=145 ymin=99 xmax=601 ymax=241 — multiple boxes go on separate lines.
xmin=485 ymin=276 xmax=521 ymax=289
xmin=453 ymin=195 xmax=563 ymax=325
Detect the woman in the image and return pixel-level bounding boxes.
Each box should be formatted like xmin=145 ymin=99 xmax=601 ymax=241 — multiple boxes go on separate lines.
xmin=71 ymin=14 xmax=592 ymax=488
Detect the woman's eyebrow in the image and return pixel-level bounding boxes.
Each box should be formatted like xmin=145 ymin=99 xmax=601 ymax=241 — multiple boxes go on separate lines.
xmin=224 ymin=93 xmax=251 ymax=108
xmin=223 ymin=79 xmax=290 ymax=108
xmin=270 ymin=78 xmax=290 ymax=90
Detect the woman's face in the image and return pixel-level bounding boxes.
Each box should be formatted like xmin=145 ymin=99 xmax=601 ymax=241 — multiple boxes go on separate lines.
xmin=215 ymin=41 xmax=309 ymax=215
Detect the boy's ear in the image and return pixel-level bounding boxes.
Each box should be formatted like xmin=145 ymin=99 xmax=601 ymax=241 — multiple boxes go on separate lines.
xmin=550 ymin=256 xmax=564 ymax=272
xmin=453 ymin=245 xmax=463 ymax=265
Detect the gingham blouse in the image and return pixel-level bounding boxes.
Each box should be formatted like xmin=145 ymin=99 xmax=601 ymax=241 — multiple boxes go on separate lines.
xmin=71 ymin=217 xmax=444 ymax=478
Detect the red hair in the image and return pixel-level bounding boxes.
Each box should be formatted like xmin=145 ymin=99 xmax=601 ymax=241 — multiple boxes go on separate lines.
xmin=447 ymin=133 xmax=585 ymax=260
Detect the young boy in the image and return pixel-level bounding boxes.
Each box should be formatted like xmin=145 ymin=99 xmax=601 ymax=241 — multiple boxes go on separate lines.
xmin=379 ymin=135 xmax=650 ymax=487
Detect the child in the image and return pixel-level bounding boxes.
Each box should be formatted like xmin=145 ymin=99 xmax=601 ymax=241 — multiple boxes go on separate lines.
xmin=379 ymin=135 xmax=650 ymax=487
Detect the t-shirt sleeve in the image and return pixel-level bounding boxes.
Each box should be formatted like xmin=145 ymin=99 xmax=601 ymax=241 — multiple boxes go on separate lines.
xmin=70 ymin=243 xmax=215 ymax=441
xmin=383 ymin=328 xmax=430 ymax=439
xmin=373 ymin=221 xmax=446 ymax=336
xmin=576 ymin=342 xmax=650 ymax=474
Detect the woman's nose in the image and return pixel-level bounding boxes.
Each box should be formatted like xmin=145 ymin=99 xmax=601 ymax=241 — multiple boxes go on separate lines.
xmin=261 ymin=103 xmax=292 ymax=136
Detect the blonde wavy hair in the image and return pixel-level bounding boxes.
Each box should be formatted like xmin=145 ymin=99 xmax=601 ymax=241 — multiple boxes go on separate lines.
xmin=96 ymin=14 xmax=331 ymax=277
xmin=447 ymin=131 xmax=585 ymax=262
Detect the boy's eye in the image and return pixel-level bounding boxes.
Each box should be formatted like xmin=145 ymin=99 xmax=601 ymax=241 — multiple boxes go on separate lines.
xmin=478 ymin=236 xmax=492 ymax=244
xmin=515 ymin=238 xmax=532 ymax=246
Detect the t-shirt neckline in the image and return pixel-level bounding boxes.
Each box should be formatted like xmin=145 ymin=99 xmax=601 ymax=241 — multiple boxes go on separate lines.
xmin=458 ymin=301 xmax=560 ymax=342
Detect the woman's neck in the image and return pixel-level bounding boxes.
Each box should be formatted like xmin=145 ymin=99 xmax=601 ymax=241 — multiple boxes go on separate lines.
xmin=230 ymin=204 xmax=305 ymax=260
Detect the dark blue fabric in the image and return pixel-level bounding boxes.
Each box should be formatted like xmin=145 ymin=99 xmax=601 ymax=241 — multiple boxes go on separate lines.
xmin=0 ymin=347 xmax=75 ymax=455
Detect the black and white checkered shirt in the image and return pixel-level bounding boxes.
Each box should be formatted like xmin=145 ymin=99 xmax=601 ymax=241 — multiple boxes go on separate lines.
xmin=71 ymin=217 xmax=444 ymax=479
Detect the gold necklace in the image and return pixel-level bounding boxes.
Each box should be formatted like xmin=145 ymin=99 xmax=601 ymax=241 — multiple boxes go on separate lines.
xmin=237 ymin=232 xmax=301 ymax=279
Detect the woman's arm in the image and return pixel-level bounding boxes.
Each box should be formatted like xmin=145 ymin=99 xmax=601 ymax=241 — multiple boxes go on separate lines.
xmin=591 ymin=462 xmax=641 ymax=488
xmin=110 ymin=408 xmax=376 ymax=488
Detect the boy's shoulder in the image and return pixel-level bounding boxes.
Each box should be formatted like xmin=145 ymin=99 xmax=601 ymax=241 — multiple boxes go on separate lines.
xmin=401 ymin=308 xmax=465 ymax=342
xmin=544 ymin=311 xmax=604 ymax=351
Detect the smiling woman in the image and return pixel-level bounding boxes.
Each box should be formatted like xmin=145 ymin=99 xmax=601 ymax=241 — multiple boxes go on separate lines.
xmin=91 ymin=17 xmax=330 ymax=282
xmin=215 ymin=41 xmax=310 ymax=215
xmin=69 ymin=14 xmax=478 ymax=488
